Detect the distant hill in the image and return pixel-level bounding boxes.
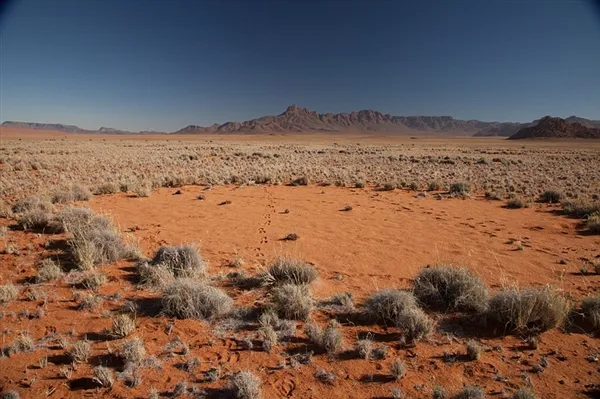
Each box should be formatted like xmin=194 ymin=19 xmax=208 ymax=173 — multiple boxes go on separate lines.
xmin=174 ymin=105 xmax=509 ymax=134
xmin=3 ymin=107 xmax=599 ymax=136
xmin=508 ymin=116 xmax=600 ymax=140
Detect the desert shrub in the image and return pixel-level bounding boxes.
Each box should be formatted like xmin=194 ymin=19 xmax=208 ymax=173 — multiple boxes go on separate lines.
xmin=78 ymin=293 xmax=103 ymax=310
xmin=12 ymin=196 xmax=53 ymax=214
xmin=118 ymin=337 xmax=146 ymax=364
xmin=111 ymin=314 xmax=136 ymax=338
xmin=161 ymin=279 xmax=232 ymax=320
xmin=67 ymin=340 xmax=91 ymax=363
xmin=455 ymin=386 xmax=484 ymax=399
xmin=69 ymin=228 xmax=128 ymax=269
xmin=134 ymin=184 xmax=152 ymax=197
xmin=0 ymin=199 xmax=13 ymax=218
xmin=433 ymin=386 xmax=447 ymax=399
xmin=587 ymin=212 xmax=600 ymax=234
xmin=466 ymin=340 xmax=481 ymax=360
xmin=487 ymin=286 xmax=570 ymax=332
xmin=363 ymin=289 xmax=432 ymax=340
xmin=265 ymin=258 xmax=318 ymax=285
xmin=389 ymin=359 xmax=406 ymax=380
xmin=314 ymin=369 xmax=336 ymax=384
xmin=428 ymin=180 xmax=442 ymax=191
xmin=229 ymin=371 xmax=261 ymax=399
xmin=0 ymin=391 xmax=20 ymax=399
xmin=322 ymin=292 xmax=354 ymax=310
xmin=258 ymin=310 xmax=296 ymax=341
xmin=539 ymin=190 xmax=563 ymax=203
xmin=291 ymin=176 xmax=308 ymax=186
xmin=137 ymin=261 xmax=176 ymax=288
xmin=35 ymin=259 xmax=63 ymax=282
xmin=355 ymin=339 xmax=373 ymax=359
xmin=56 ymin=207 xmax=110 ymax=233
xmin=449 ymin=182 xmax=470 ymax=194
xmin=5 ymin=334 xmax=35 ymax=356
xmin=93 ymin=365 xmax=114 ymax=387
xmin=259 ymin=324 xmax=278 ymax=353
xmin=581 ymin=295 xmax=600 ymax=331
xmin=270 ymin=284 xmax=313 ymax=320
xmin=0 ymin=284 xmax=20 ymax=304
xmin=304 ymin=320 xmax=344 ymax=355
xmin=507 ymin=197 xmax=529 ymax=209
xmin=413 ymin=266 xmax=488 ymax=312
xmin=513 ymin=388 xmax=536 ymax=399
xmin=562 ymin=200 xmax=600 ymax=218
xmin=81 ymin=272 xmax=107 ymax=290
xmin=51 ymin=185 xmax=91 ymax=204
xmin=94 ymin=183 xmax=119 ymax=195
xmin=18 ymin=209 xmax=51 ymax=230
xmin=150 ymin=245 xmax=205 ymax=278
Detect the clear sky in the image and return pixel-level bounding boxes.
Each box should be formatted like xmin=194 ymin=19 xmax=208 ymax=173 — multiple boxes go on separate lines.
xmin=1 ymin=0 xmax=599 ymax=132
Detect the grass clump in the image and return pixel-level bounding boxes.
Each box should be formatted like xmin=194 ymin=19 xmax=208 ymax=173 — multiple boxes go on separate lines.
xmin=449 ymin=182 xmax=470 ymax=195
xmin=81 ymin=272 xmax=107 ymax=290
xmin=111 ymin=314 xmax=136 ymax=338
xmin=18 ymin=209 xmax=52 ymax=230
xmin=93 ymin=365 xmax=114 ymax=387
xmin=265 ymin=257 xmax=318 ymax=285
xmin=539 ymin=190 xmax=563 ymax=203
xmin=35 ymin=259 xmax=63 ymax=283
xmin=561 ymin=200 xmax=600 ymax=218
xmin=363 ymin=289 xmax=432 ymax=341
xmin=161 ymin=279 xmax=233 ymax=320
xmin=0 ymin=284 xmax=20 ymax=304
xmin=488 ymin=286 xmax=570 ymax=333
xmin=305 ymin=320 xmax=344 ymax=355
xmin=118 ymin=337 xmax=146 ymax=364
xmin=455 ymin=386 xmax=484 ymax=399
xmin=229 ymin=371 xmax=262 ymax=399
xmin=0 ymin=391 xmax=20 ymax=399
xmin=413 ymin=266 xmax=488 ymax=312
xmin=12 ymin=196 xmax=53 ymax=214
xmin=581 ymin=295 xmax=600 ymax=331
xmin=270 ymin=284 xmax=313 ymax=320
xmin=67 ymin=340 xmax=91 ymax=363
xmin=466 ymin=340 xmax=481 ymax=360
xmin=513 ymin=387 xmax=536 ymax=399
xmin=51 ymin=185 xmax=91 ymax=204
xmin=586 ymin=212 xmax=600 ymax=233
xmin=507 ymin=197 xmax=529 ymax=209
xmin=389 ymin=359 xmax=406 ymax=380
xmin=151 ymin=245 xmax=205 ymax=277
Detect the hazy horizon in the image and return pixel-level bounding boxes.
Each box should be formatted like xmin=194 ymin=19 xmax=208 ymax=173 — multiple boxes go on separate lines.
xmin=1 ymin=0 xmax=600 ymax=132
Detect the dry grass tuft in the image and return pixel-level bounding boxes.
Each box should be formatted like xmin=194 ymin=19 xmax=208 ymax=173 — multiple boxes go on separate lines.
xmin=111 ymin=314 xmax=136 ymax=338
xmin=151 ymin=244 xmax=206 ymax=277
xmin=466 ymin=340 xmax=481 ymax=360
xmin=587 ymin=212 xmax=600 ymax=234
xmin=305 ymin=320 xmax=344 ymax=355
xmin=229 ymin=371 xmax=262 ymax=399
xmin=539 ymin=190 xmax=563 ymax=203
xmin=363 ymin=289 xmax=432 ymax=341
xmin=488 ymin=286 xmax=570 ymax=333
xmin=93 ymin=365 xmax=114 ymax=388
xmin=118 ymin=337 xmax=146 ymax=364
xmin=67 ymin=340 xmax=91 ymax=363
xmin=161 ymin=278 xmax=232 ymax=320
xmin=413 ymin=266 xmax=488 ymax=312
xmin=455 ymin=386 xmax=485 ymax=399
xmin=0 ymin=284 xmax=20 ymax=304
xmin=513 ymin=387 xmax=536 ymax=399
xmin=35 ymin=259 xmax=63 ymax=282
xmin=581 ymin=295 xmax=600 ymax=331
xmin=270 ymin=284 xmax=313 ymax=320
xmin=265 ymin=257 xmax=318 ymax=285
xmin=389 ymin=359 xmax=406 ymax=380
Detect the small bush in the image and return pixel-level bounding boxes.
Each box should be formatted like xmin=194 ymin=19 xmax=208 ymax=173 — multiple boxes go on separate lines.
xmin=449 ymin=182 xmax=470 ymax=195
xmin=229 ymin=371 xmax=261 ymax=399
xmin=18 ymin=209 xmax=51 ymax=230
xmin=161 ymin=279 xmax=233 ymax=320
xmin=35 ymin=259 xmax=62 ymax=282
xmin=562 ymin=200 xmax=600 ymax=218
xmin=466 ymin=340 xmax=481 ymax=360
xmin=78 ymin=293 xmax=103 ymax=310
xmin=455 ymin=386 xmax=484 ymax=399
xmin=151 ymin=245 xmax=205 ymax=278
xmin=413 ymin=266 xmax=488 ymax=312
xmin=314 ymin=369 xmax=336 ymax=384
xmin=488 ymin=286 xmax=570 ymax=332
xmin=270 ymin=284 xmax=313 ymax=320
xmin=305 ymin=320 xmax=344 ymax=355
xmin=51 ymin=185 xmax=91 ymax=204
xmin=291 ymin=176 xmax=308 ymax=186
xmin=0 ymin=284 xmax=20 ymax=304
xmin=67 ymin=340 xmax=91 ymax=363
xmin=0 ymin=391 xmax=20 ymax=399
xmin=539 ymin=190 xmax=563 ymax=204
xmin=513 ymin=387 xmax=536 ymax=399
xmin=355 ymin=339 xmax=373 ymax=359
xmin=363 ymin=289 xmax=432 ymax=340
xmin=260 ymin=324 xmax=278 ymax=353
xmin=81 ymin=272 xmax=107 ymax=290
xmin=428 ymin=181 xmax=442 ymax=191
xmin=266 ymin=258 xmax=318 ymax=285
xmin=581 ymin=295 xmax=600 ymax=331
xmin=507 ymin=197 xmax=529 ymax=209
xmin=111 ymin=314 xmax=136 ymax=338
xmin=12 ymin=196 xmax=53 ymax=214
xmin=134 ymin=184 xmax=152 ymax=198
xmin=137 ymin=261 xmax=176 ymax=288
xmin=587 ymin=212 xmax=600 ymax=234
xmin=93 ymin=365 xmax=114 ymax=387
xmin=118 ymin=337 xmax=146 ymax=364
xmin=389 ymin=359 xmax=406 ymax=380
xmin=94 ymin=183 xmax=119 ymax=195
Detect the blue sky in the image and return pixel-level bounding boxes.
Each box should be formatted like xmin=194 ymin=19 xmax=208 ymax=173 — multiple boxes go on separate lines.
xmin=1 ymin=0 xmax=599 ymax=132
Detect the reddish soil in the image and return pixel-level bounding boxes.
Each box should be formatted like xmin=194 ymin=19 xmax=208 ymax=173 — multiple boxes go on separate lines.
xmin=1 ymin=186 xmax=599 ymax=398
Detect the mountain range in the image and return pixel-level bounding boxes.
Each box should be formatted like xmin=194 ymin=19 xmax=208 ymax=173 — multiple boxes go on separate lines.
xmin=3 ymin=105 xmax=600 ymax=137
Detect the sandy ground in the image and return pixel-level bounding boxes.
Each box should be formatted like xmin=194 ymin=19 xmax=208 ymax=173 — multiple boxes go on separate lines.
xmin=0 ymin=185 xmax=599 ymax=398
